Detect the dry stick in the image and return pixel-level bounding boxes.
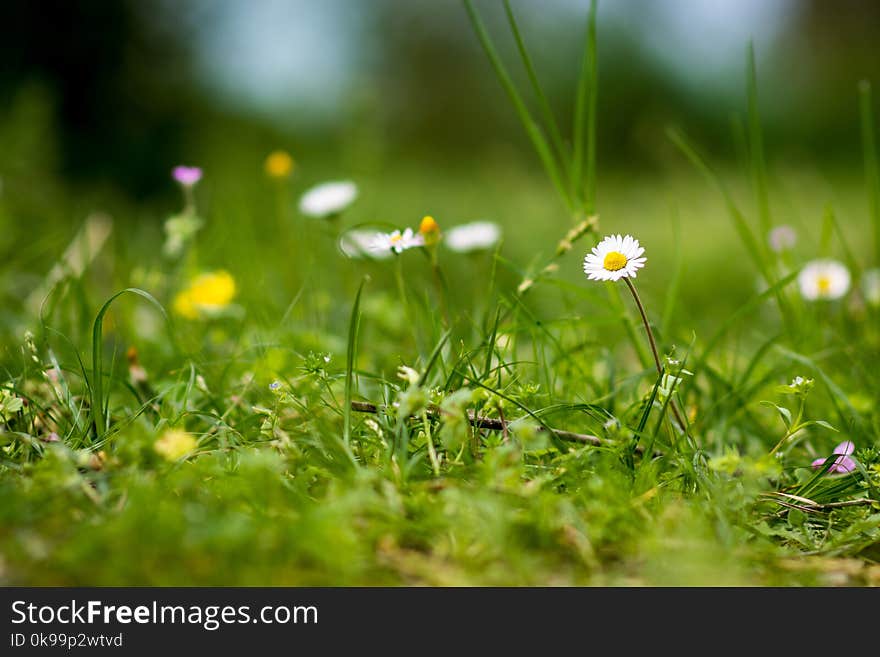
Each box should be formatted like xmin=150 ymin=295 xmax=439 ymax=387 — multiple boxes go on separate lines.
xmin=351 ymin=400 xmax=610 ymax=449
xmin=623 ymin=278 xmax=689 ymax=433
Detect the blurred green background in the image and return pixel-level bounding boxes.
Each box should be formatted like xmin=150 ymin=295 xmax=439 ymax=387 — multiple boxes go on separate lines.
xmin=3 ymin=0 xmax=880 ymax=187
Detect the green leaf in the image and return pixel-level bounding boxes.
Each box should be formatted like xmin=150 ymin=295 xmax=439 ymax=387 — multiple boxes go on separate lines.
xmin=760 ymin=401 xmax=791 ymax=429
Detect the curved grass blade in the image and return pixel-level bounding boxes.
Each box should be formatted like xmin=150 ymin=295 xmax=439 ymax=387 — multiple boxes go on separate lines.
xmin=572 ymin=0 xmax=598 ymax=212
xmin=859 ymin=80 xmax=880 ymax=263
xmin=91 ymin=288 xmax=170 ymax=442
xmin=502 ymin=0 xmax=569 ymax=175
xmin=746 ymin=42 xmax=771 ymax=236
xmin=693 ymin=270 xmax=797 ymax=377
xmin=463 ymin=0 xmax=573 ymax=211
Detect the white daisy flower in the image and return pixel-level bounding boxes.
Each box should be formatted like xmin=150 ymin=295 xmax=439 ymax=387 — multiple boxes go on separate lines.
xmin=338 ymin=229 xmax=392 ymax=259
xmin=583 ymin=234 xmax=646 ymax=281
xmin=444 ymin=221 xmax=502 ymax=253
xmin=797 ymin=259 xmax=850 ymax=301
xmin=369 ymin=228 xmax=424 ymax=255
xmin=862 ymin=268 xmax=880 ymax=307
xmin=768 ymin=225 xmax=797 ymax=253
xmin=298 ymin=180 xmax=358 ymax=218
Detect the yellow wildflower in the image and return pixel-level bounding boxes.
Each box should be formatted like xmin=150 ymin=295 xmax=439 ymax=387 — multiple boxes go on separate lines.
xmin=419 ymin=215 xmax=441 ymax=246
xmin=264 ymin=150 xmax=294 ymax=179
xmin=173 ymin=270 xmax=236 ymax=319
xmin=154 ymin=429 xmax=197 ymax=461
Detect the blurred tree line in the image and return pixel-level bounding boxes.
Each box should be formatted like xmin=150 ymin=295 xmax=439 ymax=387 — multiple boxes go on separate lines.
xmin=2 ymin=0 xmax=879 ymax=200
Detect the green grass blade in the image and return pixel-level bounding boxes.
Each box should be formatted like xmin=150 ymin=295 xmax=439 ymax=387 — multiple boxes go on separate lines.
xmin=692 ymin=270 xmax=797 ymax=381
xmin=667 ymin=126 xmax=795 ymax=328
xmin=502 ymin=0 xmax=569 ymax=175
xmin=344 ymin=277 xmax=368 ymax=445
xmin=746 ymin=42 xmax=771 ymax=236
xmin=481 ymin=307 xmax=502 ymax=381
xmin=823 ymin=204 xmax=861 ymax=279
xmin=91 ymin=288 xmax=169 ymax=443
xmin=859 ymin=80 xmax=880 ymax=263
xmin=660 ymin=207 xmax=684 ymax=339
xmin=584 ymin=0 xmax=598 ymax=215
xmin=460 ymin=374 xmax=568 ymax=452
xmin=571 ymin=0 xmax=598 ymax=212
xmin=463 ymin=0 xmax=573 ymax=211
xmin=419 ymin=328 xmax=451 ymax=387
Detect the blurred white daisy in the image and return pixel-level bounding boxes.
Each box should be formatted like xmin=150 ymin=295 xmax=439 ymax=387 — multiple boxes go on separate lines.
xmin=445 ymin=221 xmax=501 ymax=253
xmin=862 ymin=268 xmax=880 ymax=307
xmin=370 ymin=228 xmax=424 ymax=255
xmin=583 ymin=234 xmax=646 ymax=281
xmin=339 ymin=229 xmax=391 ymax=259
xmin=797 ymin=259 xmax=850 ymax=301
xmin=298 ymin=180 xmax=358 ymax=218
xmin=768 ymin=225 xmax=797 ymax=253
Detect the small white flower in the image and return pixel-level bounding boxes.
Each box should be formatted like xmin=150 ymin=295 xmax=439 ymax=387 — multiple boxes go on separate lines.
xmin=397 ymin=365 xmax=421 ymax=386
xmin=339 ymin=230 xmax=392 ymax=260
xmin=797 ymin=259 xmax=850 ymax=301
xmin=583 ymin=234 xmax=646 ymax=281
xmin=768 ymin=225 xmax=797 ymax=253
xmin=298 ymin=180 xmax=358 ymax=218
xmin=370 ymin=228 xmax=424 ymax=255
xmin=862 ymin=268 xmax=880 ymax=307
xmin=444 ymin=221 xmax=501 ymax=253
xmin=787 ymin=376 xmax=814 ymax=393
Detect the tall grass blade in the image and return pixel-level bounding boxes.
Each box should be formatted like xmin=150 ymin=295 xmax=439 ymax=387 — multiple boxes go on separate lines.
xmin=419 ymin=329 xmax=451 ymax=387
xmin=502 ymin=0 xmax=569 ymax=175
xmin=463 ymin=0 xmax=573 ymax=210
xmin=572 ymin=0 xmax=598 ymax=213
xmin=859 ymin=80 xmax=880 ymax=264
xmin=667 ymin=127 xmax=795 ymax=328
xmin=746 ymin=42 xmax=771 ymax=236
xmin=344 ymin=277 xmax=368 ymax=445
xmin=91 ymin=288 xmax=169 ymax=442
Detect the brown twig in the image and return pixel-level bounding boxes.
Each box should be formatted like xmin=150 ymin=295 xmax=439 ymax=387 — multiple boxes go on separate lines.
xmin=497 ymin=402 xmax=509 ymax=444
xmin=351 ymin=400 xmax=604 ymax=448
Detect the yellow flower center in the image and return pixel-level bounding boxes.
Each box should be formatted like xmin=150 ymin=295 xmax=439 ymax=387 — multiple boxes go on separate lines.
xmin=390 ymin=233 xmax=403 ymax=243
xmin=603 ymin=251 xmax=628 ymax=271
xmin=419 ymin=215 xmax=439 ymax=234
xmin=817 ymin=275 xmax=831 ymax=294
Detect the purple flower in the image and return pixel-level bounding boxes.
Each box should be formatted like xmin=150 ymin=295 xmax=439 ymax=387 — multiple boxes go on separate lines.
xmin=172 ymin=165 xmax=203 ymax=187
xmin=811 ymin=441 xmax=856 ymax=474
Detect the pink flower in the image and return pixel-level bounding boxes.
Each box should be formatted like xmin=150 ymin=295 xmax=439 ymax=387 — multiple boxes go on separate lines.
xmin=172 ymin=165 xmax=203 ymax=187
xmin=811 ymin=441 xmax=856 ymax=474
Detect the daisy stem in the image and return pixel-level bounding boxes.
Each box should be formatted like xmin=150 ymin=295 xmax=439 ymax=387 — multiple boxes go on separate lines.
xmin=623 ymin=278 xmax=688 ymax=433
xmin=624 ymin=278 xmax=661 ymax=373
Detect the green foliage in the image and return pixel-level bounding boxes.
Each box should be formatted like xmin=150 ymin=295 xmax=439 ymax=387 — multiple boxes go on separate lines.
xmin=1 ymin=8 xmax=879 ymax=587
